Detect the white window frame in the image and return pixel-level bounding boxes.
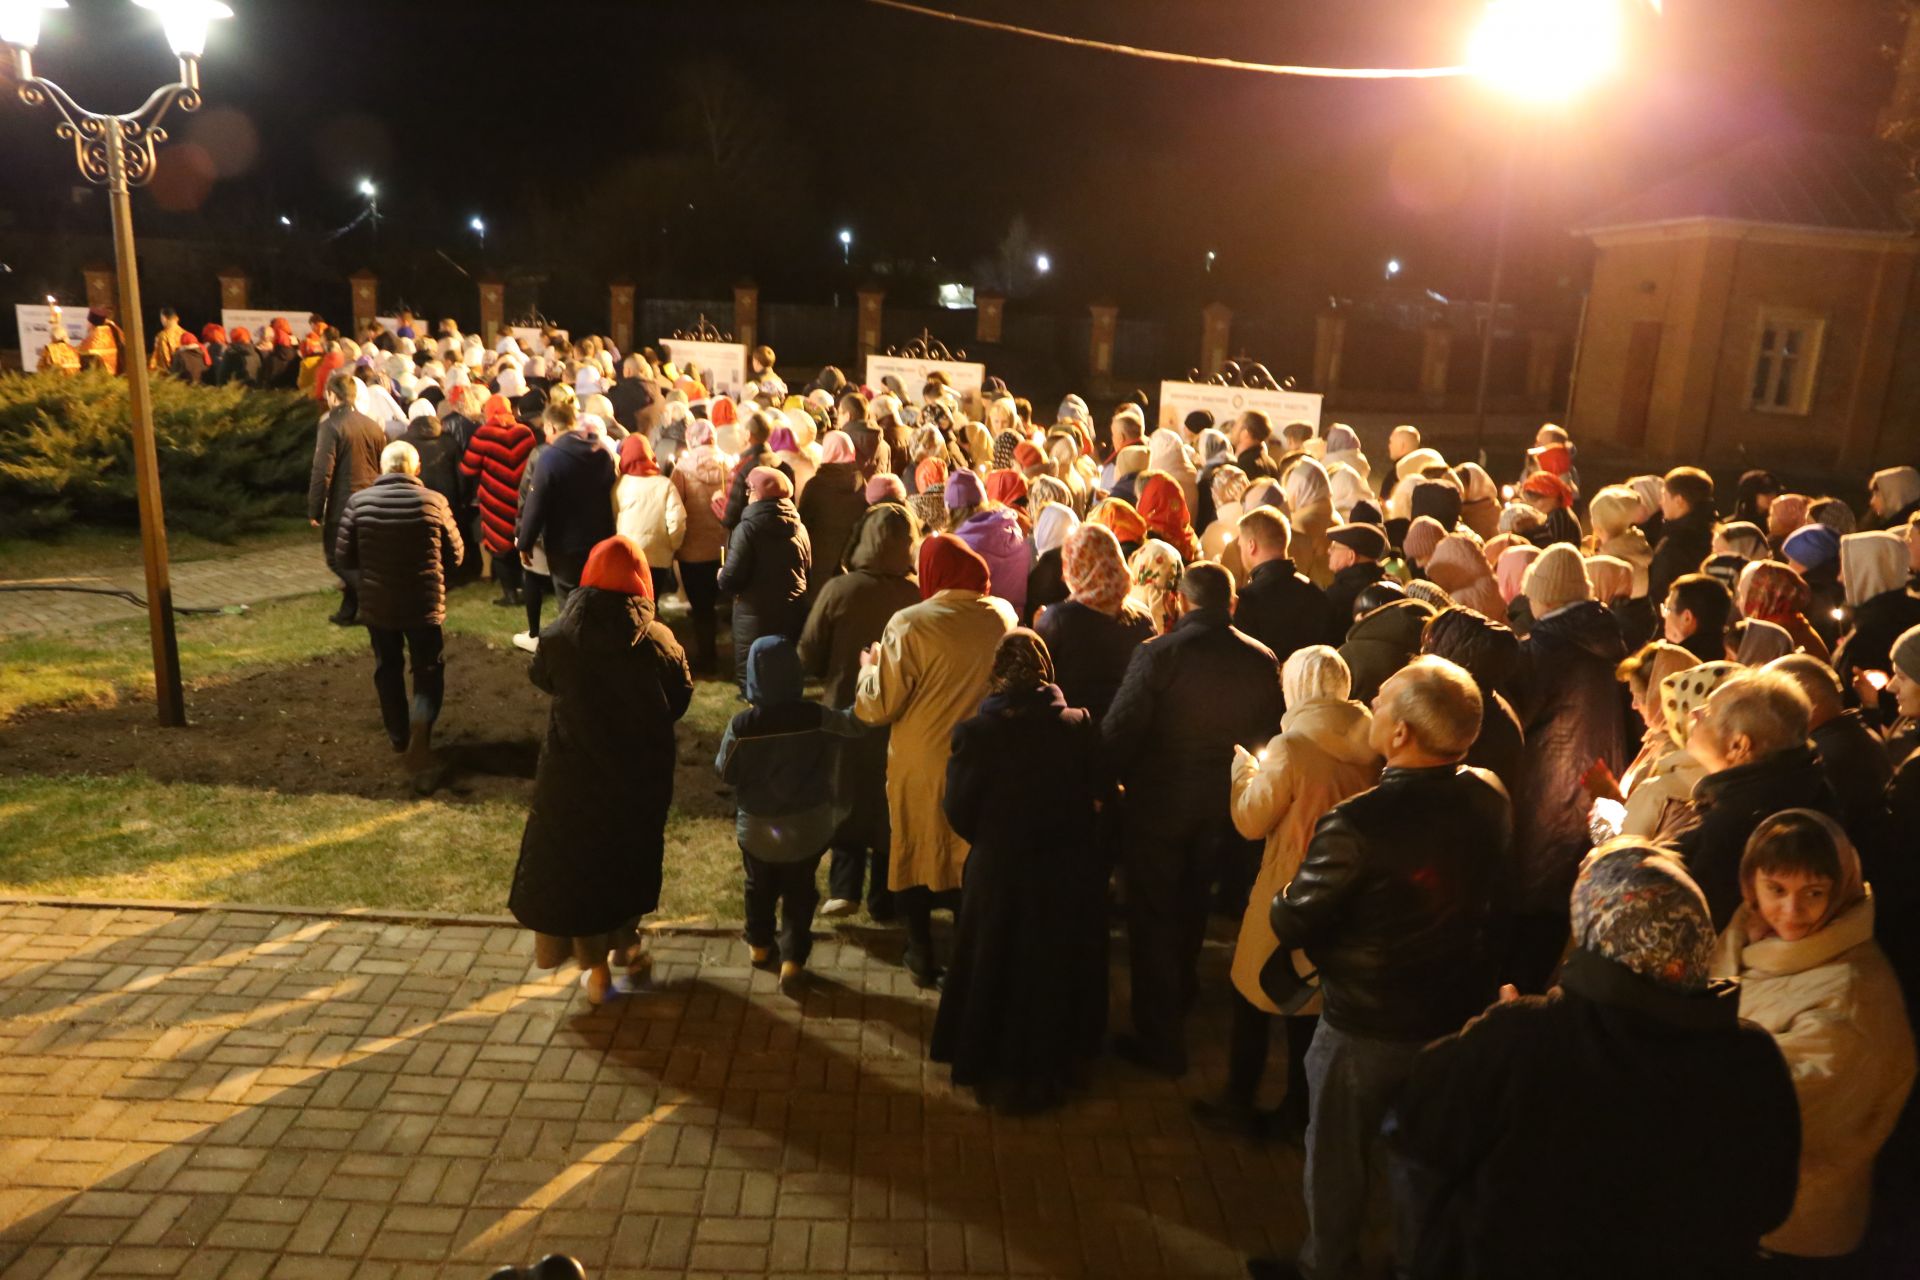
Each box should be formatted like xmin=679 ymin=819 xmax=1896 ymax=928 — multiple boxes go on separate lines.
xmin=1746 ymin=308 xmax=1826 ymax=416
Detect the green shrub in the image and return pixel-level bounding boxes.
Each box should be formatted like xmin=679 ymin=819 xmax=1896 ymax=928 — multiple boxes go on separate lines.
xmin=0 ymin=370 xmax=317 ymax=540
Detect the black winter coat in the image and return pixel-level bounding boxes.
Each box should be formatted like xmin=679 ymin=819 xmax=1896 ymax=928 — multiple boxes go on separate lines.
xmin=1648 ymin=505 xmax=1715 ymax=605
xmin=509 ymin=588 xmax=693 ymax=936
xmin=1669 ymin=743 xmax=1839 ymax=929
xmin=517 ymin=432 xmax=616 ymax=563
xmin=1323 ymin=561 xmax=1387 ymax=637
xmin=1813 ymin=709 xmax=1891 ymax=849
xmin=932 ymin=684 xmax=1115 ymax=1105
xmin=1032 ymin=599 xmax=1155 ymax=722
xmin=332 ymin=474 xmax=463 ymax=629
xmin=1833 ymin=588 xmax=1920 ymax=699
xmin=717 ymin=497 xmax=812 ymax=668
xmin=721 ymin=444 xmax=793 ymax=528
xmin=1390 ymin=946 xmax=1800 ymax=1279
xmin=1339 ymin=598 xmax=1435 ymax=705
xmin=796 ymin=461 xmax=868 ymax=602
xmin=1466 ymin=688 xmax=1525 ymax=796
xmin=400 ymin=418 xmax=464 ymax=516
xmin=1022 ymin=548 xmax=1068 ymax=625
xmin=1511 ymin=601 xmax=1629 ymax=911
xmin=307 ymin=407 xmax=386 ymax=571
xmin=1103 ymin=607 xmax=1282 ymax=829
xmin=1234 ymin=557 xmax=1335 ymax=665
xmin=215 ymin=344 xmax=261 ymax=387
xmin=1271 ymin=763 xmax=1515 ymax=1040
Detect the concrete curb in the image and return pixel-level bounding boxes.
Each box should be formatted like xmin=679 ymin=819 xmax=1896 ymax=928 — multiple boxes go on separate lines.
xmin=0 ymin=891 xmax=753 ymax=936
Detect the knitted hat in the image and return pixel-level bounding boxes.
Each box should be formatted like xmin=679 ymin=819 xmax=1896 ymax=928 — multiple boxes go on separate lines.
xmin=1347 ymin=499 xmax=1383 ymax=528
xmin=1523 ymin=542 xmax=1592 ymax=614
xmin=944 ymin=467 xmax=985 ymax=509
xmin=1328 ymin=522 xmax=1388 ymax=560
xmin=1409 ymin=478 xmax=1463 ymax=529
xmin=1783 ymin=523 xmax=1839 ymax=570
xmin=1892 ymin=623 xmax=1920 ymax=683
xmin=1403 ymin=516 xmax=1448 ymax=566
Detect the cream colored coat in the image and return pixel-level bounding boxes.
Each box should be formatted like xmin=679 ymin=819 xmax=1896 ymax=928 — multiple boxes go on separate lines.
xmin=1290 ymin=496 xmax=1336 ymax=588
xmin=854 ymin=588 xmax=1016 ymax=893
xmin=1712 ymin=894 xmax=1917 ymax=1258
xmin=1594 ymin=527 xmax=1653 ymax=598
xmin=1619 ymin=741 xmax=1704 ymax=838
xmin=614 ymin=473 xmax=687 ymax=570
xmin=1228 ymin=699 xmax=1380 ymax=1012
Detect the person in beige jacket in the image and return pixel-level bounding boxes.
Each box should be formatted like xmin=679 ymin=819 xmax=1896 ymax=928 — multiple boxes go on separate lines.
xmin=1193 ymin=646 xmax=1379 ymax=1142
xmin=855 ymin=533 xmax=1016 ymax=987
xmin=1711 ymin=809 xmax=1916 ymax=1263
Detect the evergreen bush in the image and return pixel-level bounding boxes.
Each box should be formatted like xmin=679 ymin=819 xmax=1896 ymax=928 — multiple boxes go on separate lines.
xmin=0 ymin=370 xmax=316 ymax=539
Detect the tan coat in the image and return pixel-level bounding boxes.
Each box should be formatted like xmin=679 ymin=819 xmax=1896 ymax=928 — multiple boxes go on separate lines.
xmin=854 ymin=588 xmax=1016 ymax=892
xmin=1620 ymin=741 xmax=1704 ymax=838
xmin=1712 ymin=894 xmax=1917 ymax=1258
xmin=1290 ymin=496 xmax=1336 ymax=588
xmin=1593 ymin=527 xmax=1653 ymax=598
xmin=1228 ymin=699 xmax=1380 ymax=1012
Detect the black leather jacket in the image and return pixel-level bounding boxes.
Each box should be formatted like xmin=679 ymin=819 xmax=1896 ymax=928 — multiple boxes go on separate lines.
xmin=1272 ymin=763 xmax=1515 ymax=1040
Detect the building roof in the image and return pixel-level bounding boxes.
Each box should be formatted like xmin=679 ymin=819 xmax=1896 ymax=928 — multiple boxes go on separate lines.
xmin=1580 ymin=131 xmax=1915 ymax=237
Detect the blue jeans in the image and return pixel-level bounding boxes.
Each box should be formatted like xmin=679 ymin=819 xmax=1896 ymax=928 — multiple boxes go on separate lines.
xmin=1299 ymin=1022 xmax=1425 ymax=1280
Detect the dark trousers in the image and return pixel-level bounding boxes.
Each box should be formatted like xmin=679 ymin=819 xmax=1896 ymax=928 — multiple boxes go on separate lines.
xmin=548 ymin=549 xmax=586 ymax=612
xmin=368 ymin=625 xmax=444 ymax=748
xmin=680 ymin=560 xmax=720 ymax=668
xmin=1506 ymin=909 xmax=1571 ymax=995
xmin=742 ymin=850 xmax=823 ymax=965
xmin=493 ymin=551 xmax=523 ymax=593
xmin=828 ymin=841 xmax=894 ymax=915
xmin=523 ymin=571 xmax=551 ymax=636
xmin=898 ymin=886 xmax=961 ymax=973
xmin=1224 ymin=992 xmax=1316 ymax=1122
xmin=1300 ymin=1022 xmax=1426 ymax=1280
xmin=1124 ymin=813 xmax=1220 ymax=1072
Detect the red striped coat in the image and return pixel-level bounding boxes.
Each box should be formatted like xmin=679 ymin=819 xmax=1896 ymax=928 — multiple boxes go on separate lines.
xmin=459 ymin=419 xmax=537 ymax=553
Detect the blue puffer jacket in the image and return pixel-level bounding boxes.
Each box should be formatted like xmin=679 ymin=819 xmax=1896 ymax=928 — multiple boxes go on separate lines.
xmin=715 ymin=636 xmax=865 ymax=862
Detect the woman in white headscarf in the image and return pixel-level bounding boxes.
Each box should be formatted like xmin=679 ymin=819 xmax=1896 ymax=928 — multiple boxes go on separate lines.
xmin=495 ymin=364 xmax=528 ymax=402
xmin=1201 ymin=465 xmax=1252 ymax=573
xmin=1126 ymin=539 xmax=1186 ymax=635
xmin=1321 ymin=422 xmax=1370 ymax=480
xmin=669 ymin=416 xmax=732 ymax=672
xmin=358 ymin=380 xmax=409 ymax=440
xmin=1325 ymin=461 xmax=1373 ymax=524
xmin=1455 ymin=462 xmax=1503 ymax=540
xmin=1281 ymin=456 xmax=1335 ymax=587
xmin=575 ymin=363 xmax=606 ymax=399
xmin=1024 ymin=501 xmax=1081 ymax=625
xmin=1148 ymin=427 xmax=1201 ymax=521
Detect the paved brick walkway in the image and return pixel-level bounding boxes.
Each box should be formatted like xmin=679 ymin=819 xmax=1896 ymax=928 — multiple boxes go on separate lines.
xmin=0 ymin=902 xmax=1306 ymax=1279
xmin=0 ymin=545 xmax=335 ymax=636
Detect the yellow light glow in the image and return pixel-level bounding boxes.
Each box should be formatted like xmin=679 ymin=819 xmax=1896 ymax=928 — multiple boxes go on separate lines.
xmin=1469 ymin=0 xmax=1624 ymax=102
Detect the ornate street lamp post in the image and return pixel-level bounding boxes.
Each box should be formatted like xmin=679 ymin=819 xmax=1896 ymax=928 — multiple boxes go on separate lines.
xmin=2 ymin=0 xmax=233 ymax=727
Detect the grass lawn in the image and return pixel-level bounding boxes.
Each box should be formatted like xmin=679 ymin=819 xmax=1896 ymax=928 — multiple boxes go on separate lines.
xmin=0 ymin=582 xmax=754 ymax=924
xmin=0 ymin=515 xmax=314 ymax=581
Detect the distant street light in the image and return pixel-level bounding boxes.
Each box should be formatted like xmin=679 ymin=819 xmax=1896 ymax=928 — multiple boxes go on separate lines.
xmin=277 ymin=213 xmax=290 ymax=227
xmin=1035 ymin=253 xmax=1051 ymax=275
xmin=837 ymin=227 xmax=852 ymax=264
xmin=1386 ymin=258 xmax=1401 ymax=279
xmin=469 ymin=214 xmax=485 ymax=250
xmin=1205 ymin=249 xmax=1217 ymax=273
xmin=3 ymin=0 xmax=236 ymax=728
xmin=357 ymin=177 xmax=375 ymax=198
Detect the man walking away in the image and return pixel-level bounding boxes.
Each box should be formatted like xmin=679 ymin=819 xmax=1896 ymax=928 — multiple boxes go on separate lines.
xmin=308 ymin=372 xmax=387 ymax=625
xmin=518 ymin=399 xmax=616 ymax=608
xmin=334 ymin=440 xmax=464 ymax=791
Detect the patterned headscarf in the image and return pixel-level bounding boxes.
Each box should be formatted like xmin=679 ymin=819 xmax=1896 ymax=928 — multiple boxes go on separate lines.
xmin=1211 ymin=464 xmax=1250 ymax=511
xmin=1571 ymin=841 xmax=1717 ymax=990
xmin=1062 ymin=523 xmax=1131 ymax=616
xmin=1659 ymin=659 xmax=1740 ymax=749
xmin=1086 ymin=497 xmax=1148 ymax=547
xmin=1128 ymin=539 xmax=1186 ymax=634
xmin=992 ymin=429 xmax=1024 ymax=471
xmin=988 ymin=627 xmax=1056 ymax=697
xmin=1027 ymin=473 xmax=1073 ymax=511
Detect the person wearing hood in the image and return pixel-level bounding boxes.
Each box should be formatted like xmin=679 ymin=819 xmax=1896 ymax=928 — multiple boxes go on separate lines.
xmin=931 ymin=630 xmax=1115 ymax=1114
xmin=1649 ymin=466 xmax=1717 ymax=606
xmin=855 ymin=535 xmax=1017 ymax=986
xmin=1034 ymin=523 xmax=1156 ymax=721
xmin=1420 ymin=605 xmax=1525 ymax=795
xmin=1832 ymin=530 xmax=1920 ymax=699
xmin=1710 ymin=810 xmax=1915 ymax=1267
xmin=1508 ymin=543 xmax=1629 ymax=991
xmin=717 ymin=636 xmax=866 ymax=997
xmin=399 ymin=397 xmax=463 ymax=545
xmin=717 ymin=466 xmax=812 ymax=691
xmin=1583 ymin=553 xmax=1649 ymax=649
xmin=1193 ymin=425 xmax=1234 ymax=529
xmin=801 ymin=503 xmax=922 ymax=923
xmin=945 ymin=468 xmax=1030 ymax=619
xmin=1702 ymin=519 xmax=1770 ymax=594
xmin=769 ymin=419 xmax=817 ymax=500
xmin=609 ymin=354 xmax=658 ymax=439
xmin=1586 ymin=484 xmax=1653 ymax=601
xmin=1453 ymin=462 xmax=1501 ymax=540
xmin=1868 ymin=465 xmax=1920 ymax=531
xmin=1135 ymin=470 xmax=1200 ymax=565
xmin=308 ymin=373 xmax=388 ymax=627
xmin=1339 ymin=588 xmax=1436 ymax=705
xmin=1325 ymin=461 xmax=1375 ymax=527
xmin=1323 ymin=523 xmax=1390 ymax=638
xmin=1386 ymin=446 xmax=1448 ymax=522
xmin=517 ymin=399 xmax=616 ymax=608
xmin=1024 ymin=502 xmax=1079 ymax=625
xmin=1401 ymin=516 xmax=1448 ymax=581
xmin=1387 ymin=843 xmax=1801 ymax=1280
xmin=797 ymin=429 xmax=869 ymax=608
xmin=459 ymin=392 xmax=537 ymax=607
xmin=1423 ymin=532 xmax=1505 ymax=621
xmin=1105 ymin=561 xmax=1283 ymax=1077
xmin=1783 ymin=522 xmax=1846 ymax=649
xmin=510 ymin=537 xmax=694 ymax=1006
xmin=1200 ymin=646 xmax=1379 ymax=1143
xmin=613 ymin=436 xmax=687 ymax=596
xmin=1321 ymin=422 xmax=1370 ymax=482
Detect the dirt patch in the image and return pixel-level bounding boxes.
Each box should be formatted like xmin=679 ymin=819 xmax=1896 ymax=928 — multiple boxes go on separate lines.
xmin=0 ymin=630 xmax=735 ymax=817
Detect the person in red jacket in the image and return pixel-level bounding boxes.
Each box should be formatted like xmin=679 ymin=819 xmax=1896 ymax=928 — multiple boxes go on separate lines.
xmin=458 ymin=393 xmax=537 ymax=606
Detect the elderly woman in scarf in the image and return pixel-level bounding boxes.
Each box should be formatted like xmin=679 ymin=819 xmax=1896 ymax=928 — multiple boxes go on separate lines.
xmin=614 ymin=435 xmax=687 ymax=595
xmin=931 ymin=628 xmax=1115 ymax=1114
xmin=1326 ymin=461 xmax=1374 ymax=526
xmin=1023 ymin=502 xmax=1080 ymax=625
xmin=1425 ymin=532 xmax=1506 ymax=620
xmin=1321 ymin=422 xmax=1369 ymax=480
xmin=1148 ymin=427 xmax=1201 ymax=519
xmin=1034 ymin=524 xmax=1156 ymax=720
xmin=1281 ymin=457 xmax=1336 ymax=586
xmin=510 ymin=536 xmax=693 ymax=1005
xmin=1711 ymin=810 xmax=1916 ymax=1264
xmin=1085 ymin=495 xmax=1148 ymax=562
xmin=1193 ymin=427 xmax=1235 ymax=529
xmin=1201 ymin=465 xmax=1252 ymax=568
xmin=855 ymin=534 xmax=1017 ymax=987
xmin=1391 ymin=841 xmax=1802 ymax=1278
xmin=1833 ymin=530 xmax=1920 ymax=696
xmin=1135 ymin=471 xmax=1200 ymax=564
xmin=1738 ymin=560 xmax=1830 ymax=662
xmin=1127 ymin=539 xmax=1187 ymax=636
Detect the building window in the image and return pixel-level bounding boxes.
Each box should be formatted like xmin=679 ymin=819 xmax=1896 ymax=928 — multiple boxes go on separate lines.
xmin=1748 ymin=311 xmax=1825 ymax=415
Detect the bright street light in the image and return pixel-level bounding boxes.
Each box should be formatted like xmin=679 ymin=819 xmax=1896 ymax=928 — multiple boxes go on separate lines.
xmin=0 ymin=0 xmax=67 ymax=50
xmin=1386 ymin=258 xmax=1401 ymax=278
xmin=469 ymin=215 xmax=484 ymax=233
xmin=1035 ymin=253 xmax=1051 ymax=275
xmin=277 ymin=213 xmax=290 ymax=227
xmin=132 ymin=0 xmax=233 ymax=58
xmin=1205 ymin=249 xmax=1217 ymax=274
xmin=837 ymin=227 xmax=852 ymax=265
xmin=837 ymin=228 xmax=852 ymax=245
xmin=1468 ymin=0 xmax=1624 ymax=103
xmin=357 ymin=177 xmax=376 ymax=198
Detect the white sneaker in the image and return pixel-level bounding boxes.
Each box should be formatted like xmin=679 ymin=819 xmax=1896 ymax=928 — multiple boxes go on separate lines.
xmin=819 ymin=898 xmax=857 ymax=918
xmin=512 ymin=631 xmax=539 ymax=653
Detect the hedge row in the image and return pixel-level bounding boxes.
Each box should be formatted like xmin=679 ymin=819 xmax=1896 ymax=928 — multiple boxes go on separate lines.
xmin=0 ymin=370 xmax=318 ymax=539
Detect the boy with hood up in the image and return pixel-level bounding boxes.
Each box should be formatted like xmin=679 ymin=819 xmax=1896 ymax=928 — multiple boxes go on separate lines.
xmin=716 ymin=636 xmax=867 ymax=996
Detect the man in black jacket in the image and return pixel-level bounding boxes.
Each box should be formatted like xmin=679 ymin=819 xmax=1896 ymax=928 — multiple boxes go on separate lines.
xmin=517 ymin=400 xmax=615 ymax=605
xmin=308 ymin=373 xmax=387 ymax=625
xmin=1322 ymin=522 xmax=1389 ymax=640
xmin=1233 ymin=507 xmax=1333 ymax=666
xmin=1104 ymin=562 xmax=1282 ymax=1077
xmin=1767 ymin=653 xmax=1891 ymax=848
xmin=1231 ymin=409 xmax=1280 ymax=481
xmin=1647 ymin=465 xmax=1716 ymax=606
xmin=1254 ymin=655 xmax=1513 ymax=1280
xmin=334 ymin=441 xmax=464 ymax=784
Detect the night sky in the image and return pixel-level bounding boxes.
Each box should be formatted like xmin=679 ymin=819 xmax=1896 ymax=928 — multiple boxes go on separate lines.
xmin=0 ymin=0 xmax=1898 ymax=327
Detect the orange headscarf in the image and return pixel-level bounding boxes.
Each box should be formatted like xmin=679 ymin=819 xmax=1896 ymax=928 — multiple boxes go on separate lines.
xmin=619 ymin=434 xmax=660 ymax=478
xmin=916 ymin=457 xmax=948 ymax=492
xmin=482 ymin=393 xmax=518 ymax=428
xmin=918 ymin=533 xmax=991 ymax=600
xmin=1085 ymin=496 xmax=1148 ymax=547
xmin=1136 ymin=472 xmax=1199 ymax=561
xmin=580 ymin=535 xmax=654 ymax=601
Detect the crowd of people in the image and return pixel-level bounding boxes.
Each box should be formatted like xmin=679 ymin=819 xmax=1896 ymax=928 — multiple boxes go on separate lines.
xmin=288 ymin=310 xmax=1920 ymax=1277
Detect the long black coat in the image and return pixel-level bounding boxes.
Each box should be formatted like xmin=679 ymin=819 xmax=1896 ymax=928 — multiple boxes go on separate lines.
xmin=509 ymin=588 xmax=693 ymax=937
xmin=796 ymin=461 xmax=868 ymax=604
xmin=1390 ymin=946 xmax=1800 ymax=1280
xmin=931 ymin=684 xmax=1114 ymax=1107
xmin=1033 ymin=599 xmax=1155 ymax=719
xmin=1833 ymin=589 xmax=1920 ymax=699
xmin=716 ymin=496 xmax=811 ymax=682
xmin=307 ymin=408 xmax=386 ymax=572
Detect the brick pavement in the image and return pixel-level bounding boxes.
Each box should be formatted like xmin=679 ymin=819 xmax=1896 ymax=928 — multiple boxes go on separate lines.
xmin=0 ymin=902 xmax=1308 ymax=1279
xmin=0 ymin=545 xmax=336 ymax=636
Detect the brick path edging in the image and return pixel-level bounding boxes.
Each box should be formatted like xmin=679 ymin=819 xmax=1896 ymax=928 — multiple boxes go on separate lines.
xmin=0 ymin=892 xmax=748 ymax=937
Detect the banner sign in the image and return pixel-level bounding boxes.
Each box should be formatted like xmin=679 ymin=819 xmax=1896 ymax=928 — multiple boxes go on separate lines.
xmin=220 ymin=308 xmax=316 ymax=342
xmin=662 ymin=338 xmax=748 ymax=398
xmin=1156 ymin=380 xmax=1323 ymax=435
xmin=864 ymin=354 xmax=986 ymax=399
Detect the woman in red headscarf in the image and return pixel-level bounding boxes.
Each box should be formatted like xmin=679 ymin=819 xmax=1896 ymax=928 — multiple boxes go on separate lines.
xmin=854 ymin=534 xmax=1016 ymax=986
xmin=1521 ymin=471 xmax=1582 ymax=548
xmin=510 ymin=535 xmax=694 ymax=1006
xmin=614 ymin=435 xmax=687 ymax=596
xmin=1135 ymin=470 xmax=1200 ymax=563
xmin=458 ymin=392 xmax=538 ymax=604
